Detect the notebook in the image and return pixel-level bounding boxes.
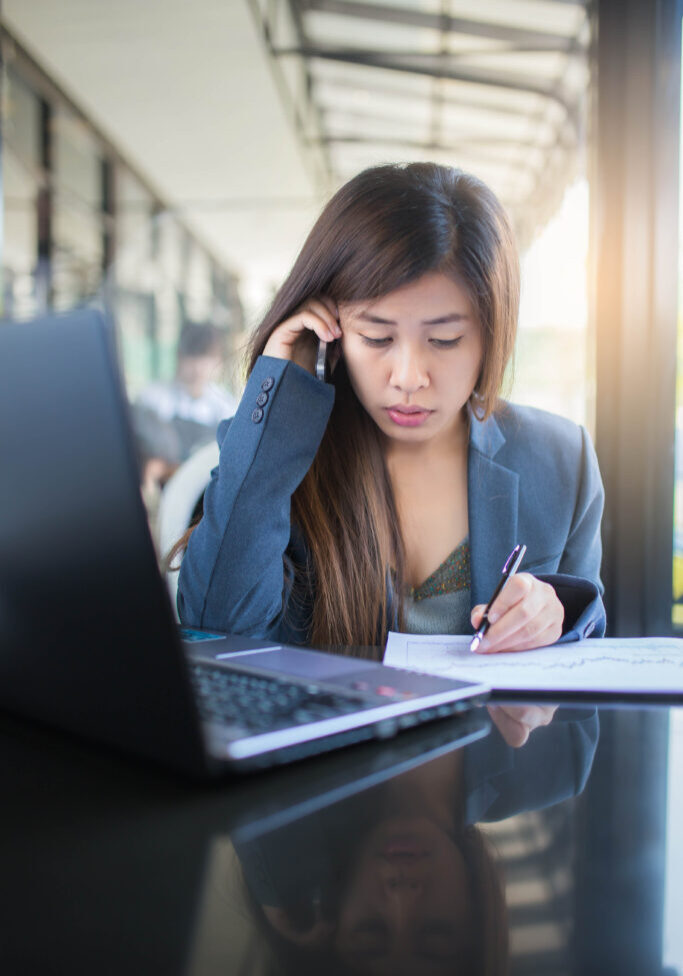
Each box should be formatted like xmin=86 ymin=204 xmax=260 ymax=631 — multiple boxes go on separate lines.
xmin=0 ymin=308 xmax=489 ymax=776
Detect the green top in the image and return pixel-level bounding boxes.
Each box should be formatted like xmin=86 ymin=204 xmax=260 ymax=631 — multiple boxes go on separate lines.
xmin=402 ymin=538 xmax=472 ymax=635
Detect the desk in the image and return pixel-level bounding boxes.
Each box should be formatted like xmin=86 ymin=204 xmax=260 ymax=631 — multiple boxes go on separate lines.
xmin=2 ymin=702 xmax=681 ymax=976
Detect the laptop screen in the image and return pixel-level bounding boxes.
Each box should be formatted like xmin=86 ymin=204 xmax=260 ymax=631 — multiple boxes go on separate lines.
xmin=0 ymin=308 xmax=206 ymax=770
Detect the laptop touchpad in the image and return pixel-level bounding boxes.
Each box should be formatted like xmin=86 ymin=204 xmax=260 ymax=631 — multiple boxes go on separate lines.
xmin=226 ymin=648 xmax=377 ymax=679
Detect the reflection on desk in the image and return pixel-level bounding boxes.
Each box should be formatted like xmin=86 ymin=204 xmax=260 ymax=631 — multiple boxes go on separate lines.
xmin=218 ymin=705 xmax=596 ymax=975
xmin=1 ymin=704 xmax=681 ymax=975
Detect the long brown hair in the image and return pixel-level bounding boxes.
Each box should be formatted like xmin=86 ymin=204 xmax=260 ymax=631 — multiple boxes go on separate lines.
xmin=178 ymin=163 xmax=519 ymax=648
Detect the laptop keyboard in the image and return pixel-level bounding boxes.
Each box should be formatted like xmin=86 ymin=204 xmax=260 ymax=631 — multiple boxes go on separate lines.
xmin=189 ymin=661 xmax=373 ymax=735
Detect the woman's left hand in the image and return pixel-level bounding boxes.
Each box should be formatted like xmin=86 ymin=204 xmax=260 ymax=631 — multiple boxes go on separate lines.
xmin=470 ymin=573 xmax=564 ymax=653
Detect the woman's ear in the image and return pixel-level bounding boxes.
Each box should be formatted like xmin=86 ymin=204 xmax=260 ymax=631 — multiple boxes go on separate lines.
xmin=263 ymin=906 xmax=334 ymax=946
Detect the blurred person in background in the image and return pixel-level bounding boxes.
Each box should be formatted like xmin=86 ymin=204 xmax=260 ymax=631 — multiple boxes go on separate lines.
xmin=136 ymin=320 xmax=237 ymax=463
xmin=133 ymin=320 xmax=237 ymax=518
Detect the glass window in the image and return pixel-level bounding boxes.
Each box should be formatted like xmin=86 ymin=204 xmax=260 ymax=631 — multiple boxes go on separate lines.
xmin=115 ymin=289 xmax=157 ymax=398
xmin=116 ymin=168 xmax=153 ymax=273
xmin=512 ymin=181 xmax=591 ymax=431
xmin=52 ymin=108 xmax=105 ymax=309
xmin=53 ymin=108 xmax=101 ymax=208
xmin=52 ymin=191 xmax=104 ymax=309
xmin=152 ymin=213 xmax=184 ymax=379
xmin=1 ymin=55 xmax=244 ymax=409
xmin=673 ymin=18 xmax=683 ymax=630
xmin=110 ymin=167 xmax=158 ymax=395
xmin=184 ymin=240 xmax=212 ymax=323
xmin=2 ymin=69 xmax=41 ymax=319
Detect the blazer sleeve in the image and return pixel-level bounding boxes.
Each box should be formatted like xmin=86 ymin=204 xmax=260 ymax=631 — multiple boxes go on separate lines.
xmin=176 ymin=355 xmax=334 ymax=638
xmin=464 ymin=706 xmax=600 ymax=823
xmin=538 ymin=425 xmax=606 ymax=640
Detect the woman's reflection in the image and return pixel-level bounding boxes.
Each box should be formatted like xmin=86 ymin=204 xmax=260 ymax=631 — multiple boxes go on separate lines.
xmin=255 ymin=749 xmax=505 ymax=974
xmin=226 ymin=707 xmax=598 ymax=976
xmin=331 ymin=809 xmax=505 ymax=974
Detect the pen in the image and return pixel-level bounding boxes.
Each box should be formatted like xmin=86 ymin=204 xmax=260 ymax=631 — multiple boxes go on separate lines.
xmin=470 ymin=543 xmax=527 ymax=653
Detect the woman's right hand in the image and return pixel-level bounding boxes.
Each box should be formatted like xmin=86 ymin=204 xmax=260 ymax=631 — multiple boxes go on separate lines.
xmin=487 ymin=704 xmax=558 ymax=748
xmin=263 ymin=297 xmax=341 ymax=376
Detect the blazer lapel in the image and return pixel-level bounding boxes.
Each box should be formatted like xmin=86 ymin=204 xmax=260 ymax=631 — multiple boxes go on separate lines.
xmin=468 ymin=409 xmax=520 ymax=608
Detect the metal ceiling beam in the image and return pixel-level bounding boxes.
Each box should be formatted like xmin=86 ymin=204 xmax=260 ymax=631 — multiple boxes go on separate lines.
xmin=316 ymin=105 xmax=566 ymax=147
xmin=320 ymin=131 xmax=563 ymax=152
xmin=320 ymin=141 xmax=555 ymax=175
xmin=319 ymin=132 xmax=550 ymax=159
xmin=272 ymin=45 xmax=576 ymax=116
xmin=296 ymin=0 xmax=585 ymax=51
xmin=323 ymin=134 xmax=548 ymax=153
xmin=313 ymin=75 xmax=542 ymax=119
xmin=249 ymin=0 xmax=333 ymax=186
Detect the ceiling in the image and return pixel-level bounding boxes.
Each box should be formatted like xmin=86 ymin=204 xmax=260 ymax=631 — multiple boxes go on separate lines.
xmin=263 ymin=0 xmax=590 ymax=245
xmin=2 ymin=0 xmax=589 ymax=306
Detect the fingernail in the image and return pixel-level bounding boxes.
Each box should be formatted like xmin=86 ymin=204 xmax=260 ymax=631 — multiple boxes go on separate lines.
xmin=475 ymin=638 xmax=489 ymax=654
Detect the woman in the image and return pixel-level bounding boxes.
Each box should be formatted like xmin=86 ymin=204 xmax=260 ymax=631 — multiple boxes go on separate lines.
xmin=176 ymin=162 xmax=605 ymax=653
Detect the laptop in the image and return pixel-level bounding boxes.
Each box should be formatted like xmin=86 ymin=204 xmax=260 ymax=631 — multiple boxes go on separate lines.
xmin=0 ymin=308 xmax=489 ymax=776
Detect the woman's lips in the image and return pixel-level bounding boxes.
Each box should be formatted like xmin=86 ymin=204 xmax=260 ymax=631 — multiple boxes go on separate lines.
xmin=385 ymin=406 xmax=432 ymax=427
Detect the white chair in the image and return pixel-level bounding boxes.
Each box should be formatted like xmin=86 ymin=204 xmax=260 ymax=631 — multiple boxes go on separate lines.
xmin=156 ymin=440 xmax=219 ymax=617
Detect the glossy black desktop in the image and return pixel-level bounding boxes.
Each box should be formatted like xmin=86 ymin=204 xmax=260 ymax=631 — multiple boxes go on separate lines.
xmin=2 ymin=695 xmax=680 ymax=976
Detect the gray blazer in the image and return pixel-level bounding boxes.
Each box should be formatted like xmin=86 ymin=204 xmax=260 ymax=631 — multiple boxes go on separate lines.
xmin=177 ymin=355 xmax=605 ymax=645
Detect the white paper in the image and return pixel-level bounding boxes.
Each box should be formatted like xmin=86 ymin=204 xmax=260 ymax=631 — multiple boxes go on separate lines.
xmin=384 ymin=633 xmax=683 ymax=695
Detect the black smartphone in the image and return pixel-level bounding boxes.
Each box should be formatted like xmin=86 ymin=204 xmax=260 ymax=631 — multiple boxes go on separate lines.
xmin=316 ymin=337 xmax=332 ymax=382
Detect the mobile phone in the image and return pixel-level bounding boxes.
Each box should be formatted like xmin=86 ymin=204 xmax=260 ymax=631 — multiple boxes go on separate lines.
xmin=316 ymin=337 xmax=330 ymax=382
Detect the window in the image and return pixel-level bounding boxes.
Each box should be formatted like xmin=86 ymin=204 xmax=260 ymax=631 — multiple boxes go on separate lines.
xmin=673 ymin=16 xmax=683 ymax=630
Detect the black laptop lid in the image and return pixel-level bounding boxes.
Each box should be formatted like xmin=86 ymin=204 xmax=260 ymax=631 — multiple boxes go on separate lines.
xmin=0 ymin=308 xmax=206 ymax=772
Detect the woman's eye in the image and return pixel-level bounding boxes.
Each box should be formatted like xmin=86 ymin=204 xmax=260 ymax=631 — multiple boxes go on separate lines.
xmin=359 ymin=335 xmax=462 ymax=348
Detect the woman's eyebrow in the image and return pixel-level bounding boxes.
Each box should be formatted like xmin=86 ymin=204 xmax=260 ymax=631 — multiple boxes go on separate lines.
xmin=354 ymin=311 xmax=395 ymax=325
xmin=354 ymin=311 xmax=469 ymax=326
xmin=422 ymin=312 xmax=469 ymax=325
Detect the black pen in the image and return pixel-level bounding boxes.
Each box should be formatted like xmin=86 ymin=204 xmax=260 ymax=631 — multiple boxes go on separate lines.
xmin=470 ymin=543 xmax=527 ymax=653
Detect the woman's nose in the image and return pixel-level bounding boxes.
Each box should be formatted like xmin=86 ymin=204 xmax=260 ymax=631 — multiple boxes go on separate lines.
xmin=388 ymin=344 xmax=429 ymax=394
xmin=384 ymin=873 xmax=423 ymax=895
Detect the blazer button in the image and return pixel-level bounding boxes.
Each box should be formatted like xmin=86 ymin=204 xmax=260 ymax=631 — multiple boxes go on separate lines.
xmin=256 ymin=391 xmax=269 ymax=407
xmin=251 ymin=407 xmax=264 ymax=423
xmin=261 ymin=377 xmax=275 ymax=392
